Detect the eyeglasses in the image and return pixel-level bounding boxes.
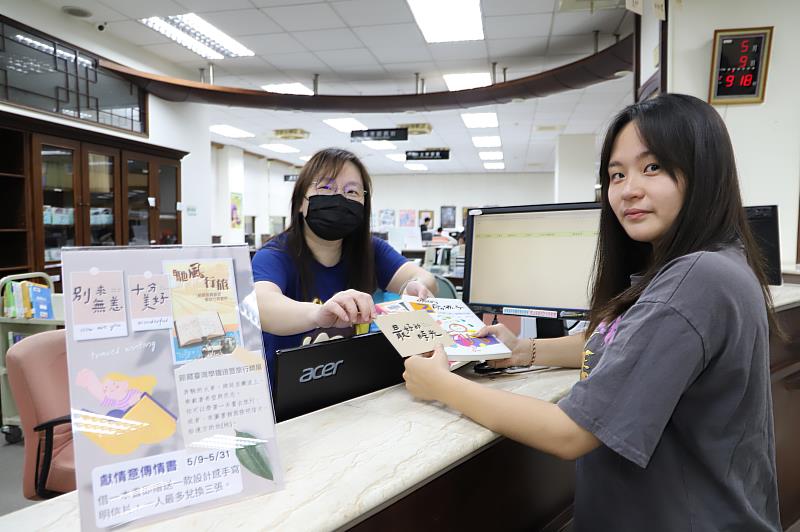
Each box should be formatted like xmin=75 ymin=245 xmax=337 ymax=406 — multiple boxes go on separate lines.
xmin=311 ymin=178 xmax=368 ymax=201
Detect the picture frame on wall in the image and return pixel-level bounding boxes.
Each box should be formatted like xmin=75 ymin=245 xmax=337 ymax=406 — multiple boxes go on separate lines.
xmin=398 ymin=209 xmax=416 ymax=227
xmin=441 ymin=206 xmax=456 ymax=229
xmin=418 ymin=210 xmax=434 ymax=229
xmin=378 ymin=209 xmax=396 ymax=227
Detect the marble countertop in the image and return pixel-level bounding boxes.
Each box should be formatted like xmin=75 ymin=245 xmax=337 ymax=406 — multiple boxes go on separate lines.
xmin=0 ymin=367 xmax=580 ymax=531
xmin=770 ymin=283 xmax=800 ymax=312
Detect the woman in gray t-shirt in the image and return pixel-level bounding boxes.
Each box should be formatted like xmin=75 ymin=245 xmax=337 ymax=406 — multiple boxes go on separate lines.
xmin=403 ymin=93 xmax=781 ymax=531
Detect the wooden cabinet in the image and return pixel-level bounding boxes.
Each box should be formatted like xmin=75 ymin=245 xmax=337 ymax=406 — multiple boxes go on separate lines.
xmin=0 ymin=110 xmax=188 ymax=284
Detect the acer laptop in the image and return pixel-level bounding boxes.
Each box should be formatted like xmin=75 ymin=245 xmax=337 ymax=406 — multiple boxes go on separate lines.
xmin=273 ymin=332 xmax=406 ymax=422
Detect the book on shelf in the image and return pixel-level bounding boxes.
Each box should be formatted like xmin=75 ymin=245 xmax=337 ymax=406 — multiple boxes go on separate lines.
xmin=8 ymin=330 xmax=31 ymax=346
xmin=173 ymin=310 xmax=225 ymax=347
xmin=2 ymin=281 xmax=54 ymax=319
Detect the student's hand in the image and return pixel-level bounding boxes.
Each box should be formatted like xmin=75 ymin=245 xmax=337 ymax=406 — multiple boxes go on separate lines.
xmin=403 ymin=345 xmax=453 ymax=401
xmin=403 ymin=279 xmax=433 ymax=299
xmin=313 ymin=289 xmax=376 ymax=329
xmin=474 ymin=324 xmax=528 ymax=369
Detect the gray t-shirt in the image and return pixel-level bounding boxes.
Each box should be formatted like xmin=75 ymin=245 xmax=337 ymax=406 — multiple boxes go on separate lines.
xmin=558 ymin=244 xmax=780 ymax=531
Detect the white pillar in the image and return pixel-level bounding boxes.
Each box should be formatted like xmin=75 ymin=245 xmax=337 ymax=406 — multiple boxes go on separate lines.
xmin=214 ymin=145 xmax=245 ymax=244
xmin=554 ymin=134 xmax=597 ymax=203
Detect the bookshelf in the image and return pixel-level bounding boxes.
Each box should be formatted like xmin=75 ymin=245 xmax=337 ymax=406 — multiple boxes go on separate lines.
xmin=0 ymin=273 xmax=63 ymax=444
xmin=0 ymin=127 xmax=32 ymax=277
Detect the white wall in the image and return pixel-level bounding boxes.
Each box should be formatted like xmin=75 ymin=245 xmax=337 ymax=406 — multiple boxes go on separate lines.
xmin=370 ymin=172 xmax=555 ymax=230
xmin=667 ymin=0 xmax=800 ymax=264
xmin=0 ymin=0 xmax=213 ymax=245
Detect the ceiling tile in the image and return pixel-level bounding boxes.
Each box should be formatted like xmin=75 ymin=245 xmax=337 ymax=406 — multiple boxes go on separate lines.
xmin=99 ymin=0 xmax=186 ymax=19
xmin=216 ymin=56 xmax=275 ymax=75
xmin=487 ymin=37 xmax=548 ymax=59
xmin=263 ymin=52 xmax=331 ymax=72
xmin=330 ymin=0 xmax=414 ymax=26
xmin=238 ymin=33 xmax=306 ymax=55
xmin=484 ymin=14 xmax=552 ymax=39
xmin=105 ymin=20 xmax=171 ymax=46
xmin=250 ymin=0 xmax=323 ymax=6
xmin=261 ymin=3 xmax=346 ymax=32
xmin=200 ymin=9 xmax=284 ymax=36
xmin=381 ymin=61 xmax=438 ymax=75
xmin=551 ymin=9 xmax=627 ymax=36
xmin=141 ymin=42 xmax=212 ymax=62
xmin=370 ymin=45 xmax=433 ymax=64
xmin=352 ymin=23 xmax=425 ymax=48
xmin=429 ymin=41 xmax=488 ymax=62
xmin=315 ymin=48 xmax=378 ymax=68
xmin=547 ymin=34 xmax=596 ymax=55
xmin=293 ymin=28 xmax=362 ymax=51
xmin=482 ymin=0 xmax=556 ymax=16
xmin=175 ymin=0 xmax=254 ymax=12
xmin=41 ymin=0 xmax=128 ymax=22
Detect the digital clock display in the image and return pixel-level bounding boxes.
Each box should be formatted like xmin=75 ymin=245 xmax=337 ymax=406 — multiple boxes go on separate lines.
xmin=709 ymin=27 xmax=772 ymax=105
xmin=716 ymin=35 xmax=763 ymax=97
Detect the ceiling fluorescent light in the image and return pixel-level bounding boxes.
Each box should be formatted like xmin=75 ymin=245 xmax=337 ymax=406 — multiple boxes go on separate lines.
xmin=209 ymin=124 xmax=255 ymax=138
xmin=484 ymin=162 xmax=505 ymax=170
xmin=299 ymin=155 xmax=312 ymax=162
xmin=262 ymin=82 xmax=314 ymax=95
xmin=443 ymin=73 xmax=491 ymax=92
xmin=407 ymin=0 xmax=484 ymax=43
xmin=478 ymin=151 xmax=503 ymax=161
xmin=323 ymin=118 xmax=367 ymax=133
xmin=386 ymin=153 xmax=406 ymax=162
xmin=260 ymin=143 xmax=300 ymax=154
xmin=362 ymin=140 xmax=396 ymax=150
xmin=405 ymin=163 xmax=428 ymax=171
xmin=472 ymin=135 xmax=502 ymax=148
xmin=461 ymin=112 xmax=498 ymax=129
xmin=140 ymin=13 xmax=254 ymax=60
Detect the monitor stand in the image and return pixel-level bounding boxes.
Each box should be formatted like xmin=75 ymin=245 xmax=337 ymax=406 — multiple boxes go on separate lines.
xmin=535 ymin=318 xmax=566 ymax=338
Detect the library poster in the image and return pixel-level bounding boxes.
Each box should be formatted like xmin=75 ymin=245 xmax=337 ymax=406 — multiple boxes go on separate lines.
xmin=163 ymin=259 xmax=243 ymax=365
xmin=398 ymin=209 xmax=416 ymax=227
xmin=62 ymin=246 xmax=283 ymax=532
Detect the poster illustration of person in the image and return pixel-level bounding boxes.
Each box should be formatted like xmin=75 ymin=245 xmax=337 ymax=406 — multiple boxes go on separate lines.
xmin=230 ymin=192 xmax=243 ymax=229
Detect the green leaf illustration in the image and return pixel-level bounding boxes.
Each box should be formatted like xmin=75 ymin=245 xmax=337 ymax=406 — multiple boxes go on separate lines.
xmin=235 ymin=430 xmax=274 ymax=481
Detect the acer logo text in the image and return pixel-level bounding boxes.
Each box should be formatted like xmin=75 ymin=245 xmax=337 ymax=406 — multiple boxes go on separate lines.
xmin=299 ymin=360 xmax=344 ymax=383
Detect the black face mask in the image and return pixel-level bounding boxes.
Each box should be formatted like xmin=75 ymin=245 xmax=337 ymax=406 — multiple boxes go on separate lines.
xmin=304 ymin=194 xmax=365 ymax=241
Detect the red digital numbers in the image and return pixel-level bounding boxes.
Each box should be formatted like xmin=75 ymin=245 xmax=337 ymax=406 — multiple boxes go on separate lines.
xmin=725 ymin=74 xmax=736 ymax=88
xmin=738 ymin=55 xmax=748 ymax=68
xmin=740 ymin=39 xmax=750 ymax=53
xmin=740 ymin=74 xmax=753 ymax=87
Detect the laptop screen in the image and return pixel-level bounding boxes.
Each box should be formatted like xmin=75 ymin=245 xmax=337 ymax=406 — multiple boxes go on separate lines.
xmin=273 ymin=332 xmax=405 ymax=421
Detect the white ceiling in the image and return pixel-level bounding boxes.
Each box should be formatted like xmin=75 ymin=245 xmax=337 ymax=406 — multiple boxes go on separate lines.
xmin=39 ymin=0 xmax=635 ymax=174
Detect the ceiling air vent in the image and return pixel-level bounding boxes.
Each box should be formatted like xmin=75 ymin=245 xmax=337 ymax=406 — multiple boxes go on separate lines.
xmin=273 ymin=129 xmax=309 ymax=140
xmin=398 ymin=123 xmax=432 ymax=135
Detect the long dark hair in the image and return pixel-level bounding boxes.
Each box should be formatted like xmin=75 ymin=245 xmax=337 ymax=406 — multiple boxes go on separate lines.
xmin=276 ymin=147 xmax=376 ymax=301
xmin=588 ymin=93 xmax=778 ymax=336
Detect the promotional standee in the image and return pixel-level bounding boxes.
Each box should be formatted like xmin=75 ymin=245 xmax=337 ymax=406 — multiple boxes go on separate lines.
xmin=62 ymin=245 xmax=283 ymax=531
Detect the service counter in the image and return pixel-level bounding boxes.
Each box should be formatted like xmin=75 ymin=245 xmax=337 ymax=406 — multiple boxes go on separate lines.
xmin=3 ymin=284 xmax=800 ymax=531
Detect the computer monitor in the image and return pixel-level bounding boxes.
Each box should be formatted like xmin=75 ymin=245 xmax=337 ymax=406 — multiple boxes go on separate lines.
xmin=463 ymin=202 xmax=601 ymax=320
xmin=745 ymin=205 xmax=781 ymax=285
xmin=273 ymin=332 xmax=405 ymax=421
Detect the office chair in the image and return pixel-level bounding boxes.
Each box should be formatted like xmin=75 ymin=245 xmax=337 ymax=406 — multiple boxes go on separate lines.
xmin=6 ymin=329 xmax=75 ymax=499
xmin=433 ymin=273 xmax=459 ymax=299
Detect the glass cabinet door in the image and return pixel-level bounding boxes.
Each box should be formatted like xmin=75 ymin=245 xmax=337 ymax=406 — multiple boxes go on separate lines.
xmin=41 ymin=143 xmax=78 ymax=263
xmin=157 ymin=163 xmax=179 ymax=245
xmin=125 ymin=158 xmax=151 ymax=245
xmin=84 ymin=146 xmax=120 ymax=246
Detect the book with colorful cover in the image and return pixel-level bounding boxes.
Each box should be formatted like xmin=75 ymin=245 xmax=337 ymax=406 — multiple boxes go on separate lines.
xmin=376 ymin=296 xmax=511 ymax=361
xmin=8 ymin=330 xmax=31 ymax=346
xmin=28 ymin=282 xmax=54 ymax=319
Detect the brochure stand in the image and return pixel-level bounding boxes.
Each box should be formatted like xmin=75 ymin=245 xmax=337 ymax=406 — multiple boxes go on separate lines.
xmin=61 ymin=245 xmax=283 ymax=531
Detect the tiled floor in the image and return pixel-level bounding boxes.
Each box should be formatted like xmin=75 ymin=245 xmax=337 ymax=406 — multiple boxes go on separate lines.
xmin=0 ymin=441 xmax=38 ymax=516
